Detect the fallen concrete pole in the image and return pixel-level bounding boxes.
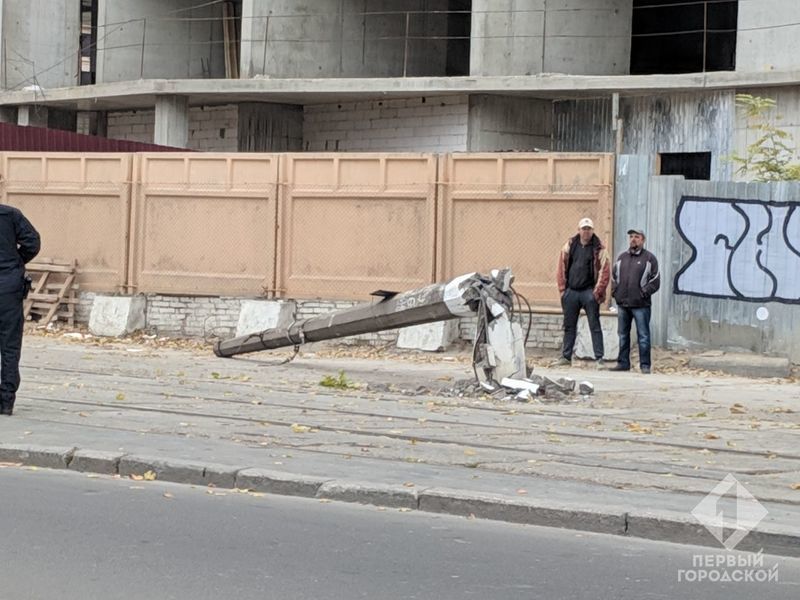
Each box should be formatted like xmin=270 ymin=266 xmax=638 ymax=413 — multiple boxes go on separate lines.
xmin=214 ymin=270 xmax=514 ymax=358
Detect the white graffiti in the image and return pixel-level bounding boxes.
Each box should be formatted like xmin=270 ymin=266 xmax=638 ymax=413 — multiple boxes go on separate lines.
xmin=675 ymin=196 xmax=800 ymax=303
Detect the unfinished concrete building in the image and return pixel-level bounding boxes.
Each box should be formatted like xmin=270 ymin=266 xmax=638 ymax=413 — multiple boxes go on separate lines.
xmin=0 ymin=0 xmax=797 ymax=178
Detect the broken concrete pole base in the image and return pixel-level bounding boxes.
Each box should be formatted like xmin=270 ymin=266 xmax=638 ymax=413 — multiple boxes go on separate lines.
xmin=88 ymin=295 xmax=146 ymax=337
xmin=236 ymin=300 xmax=296 ymax=338
xmin=574 ymin=315 xmax=619 ymax=361
xmin=396 ymin=319 xmax=460 ymax=352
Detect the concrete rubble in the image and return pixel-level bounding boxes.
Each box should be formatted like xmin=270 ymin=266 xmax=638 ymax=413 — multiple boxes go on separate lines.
xmin=439 ymin=372 xmax=594 ymax=403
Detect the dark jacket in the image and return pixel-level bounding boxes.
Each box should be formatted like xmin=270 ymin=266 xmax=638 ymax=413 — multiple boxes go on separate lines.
xmin=556 ymin=234 xmax=611 ymax=303
xmin=0 ymin=204 xmax=40 ymax=295
xmin=612 ymin=247 xmax=660 ymax=308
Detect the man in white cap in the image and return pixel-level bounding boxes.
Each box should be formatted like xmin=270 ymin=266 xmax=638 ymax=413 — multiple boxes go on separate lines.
xmin=609 ymin=228 xmax=660 ymax=374
xmin=553 ymin=217 xmax=610 ymax=368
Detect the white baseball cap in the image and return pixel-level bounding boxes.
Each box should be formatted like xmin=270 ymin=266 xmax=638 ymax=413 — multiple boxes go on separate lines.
xmin=578 ymin=217 xmax=594 ymax=229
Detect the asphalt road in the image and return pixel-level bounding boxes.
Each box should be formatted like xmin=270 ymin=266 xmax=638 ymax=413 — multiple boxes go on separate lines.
xmin=0 ymin=467 xmax=797 ymax=600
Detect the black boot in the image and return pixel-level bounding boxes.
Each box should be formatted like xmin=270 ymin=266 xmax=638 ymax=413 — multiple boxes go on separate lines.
xmin=0 ymin=395 xmax=14 ymax=415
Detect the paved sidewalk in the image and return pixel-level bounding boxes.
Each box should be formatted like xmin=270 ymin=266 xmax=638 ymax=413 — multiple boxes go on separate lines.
xmin=1 ymin=334 xmax=798 ymax=556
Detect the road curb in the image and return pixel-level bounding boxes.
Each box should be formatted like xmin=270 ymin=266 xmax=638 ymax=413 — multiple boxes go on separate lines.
xmin=2 ymin=443 xmax=798 ymax=558
xmin=0 ymin=443 xmax=76 ymax=469
xmin=419 ymin=488 xmax=627 ymax=534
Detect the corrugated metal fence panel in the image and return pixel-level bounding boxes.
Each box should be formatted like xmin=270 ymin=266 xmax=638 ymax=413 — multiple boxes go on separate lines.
xmin=0 ymin=123 xmax=186 ymax=152
xmin=613 ymin=155 xmax=651 ymax=258
xmin=553 ymin=98 xmax=614 ymax=153
xmin=0 ymin=152 xmax=132 ymax=292
xmin=643 ymin=177 xmax=800 ymax=360
xmin=277 ymin=154 xmax=438 ymax=300
xmin=438 ymin=153 xmax=614 ymax=306
xmin=621 ymin=92 xmax=736 ymax=181
xmin=555 ymin=93 xmax=737 ymax=181
xmin=130 ymin=154 xmax=278 ymax=295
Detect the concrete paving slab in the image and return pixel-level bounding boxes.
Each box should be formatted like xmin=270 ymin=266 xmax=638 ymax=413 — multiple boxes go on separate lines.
xmin=2 ymin=335 xmax=799 ymax=556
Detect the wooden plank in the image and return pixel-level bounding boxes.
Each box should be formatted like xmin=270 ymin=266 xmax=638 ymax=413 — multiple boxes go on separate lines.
xmin=27 ymin=264 xmax=76 ymax=274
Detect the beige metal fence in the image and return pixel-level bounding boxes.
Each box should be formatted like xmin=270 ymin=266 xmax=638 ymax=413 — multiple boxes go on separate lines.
xmin=129 ymin=154 xmax=279 ymax=295
xmin=277 ymin=154 xmax=438 ymax=299
xmin=438 ymin=154 xmax=615 ymax=304
xmin=0 ymin=151 xmax=613 ymax=306
xmin=0 ymin=153 xmax=133 ymax=292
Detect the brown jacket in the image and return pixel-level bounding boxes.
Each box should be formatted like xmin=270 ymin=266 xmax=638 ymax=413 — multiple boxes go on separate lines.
xmin=556 ymin=234 xmax=611 ymax=303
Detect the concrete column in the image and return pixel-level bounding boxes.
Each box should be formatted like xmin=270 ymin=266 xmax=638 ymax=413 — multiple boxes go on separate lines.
xmin=17 ymin=105 xmax=48 ymax=127
xmin=154 ymin=95 xmax=188 ymax=148
xmin=470 ymin=0 xmax=545 ymax=76
xmin=470 ymin=0 xmax=631 ymax=76
xmin=77 ymin=112 xmax=92 ymax=135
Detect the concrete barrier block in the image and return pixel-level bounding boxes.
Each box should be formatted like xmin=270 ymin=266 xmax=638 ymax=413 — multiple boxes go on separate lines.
xmin=236 ymin=300 xmax=296 ymax=337
xmin=396 ymin=320 xmax=459 ymax=352
xmin=575 ymin=314 xmax=619 ymax=361
xmin=89 ymin=295 xmax=146 ymax=337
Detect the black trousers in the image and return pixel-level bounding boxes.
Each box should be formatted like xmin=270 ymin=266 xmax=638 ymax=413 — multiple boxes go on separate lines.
xmin=560 ymin=288 xmax=604 ymax=361
xmin=0 ymin=291 xmax=24 ymax=410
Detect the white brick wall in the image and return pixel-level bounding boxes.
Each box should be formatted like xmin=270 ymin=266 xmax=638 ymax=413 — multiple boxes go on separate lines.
xmin=303 ymin=96 xmax=469 ymax=152
xmin=74 ymin=292 xmax=562 ymax=350
xmin=107 ymin=105 xmax=239 ymax=151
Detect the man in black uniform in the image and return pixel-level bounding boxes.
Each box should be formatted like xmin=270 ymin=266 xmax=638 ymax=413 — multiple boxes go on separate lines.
xmin=0 ymin=204 xmax=40 ymax=415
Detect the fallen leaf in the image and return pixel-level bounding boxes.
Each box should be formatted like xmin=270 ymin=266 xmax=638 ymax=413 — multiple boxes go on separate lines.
xmin=790 ymin=483 xmax=800 ymax=490
xmin=403 ymin=482 xmax=415 ymax=488
xmin=115 ymin=392 xmax=126 ymax=401
xmin=130 ymin=474 xmax=144 ymax=481
xmin=78 ymin=412 xmax=90 ymax=418
xmin=704 ymin=433 xmax=720 ymax=440
xmin=729 ymin=405 xmax=746 ymax=414
xmin=625 ymin=422 xmax=654 ymax=434
xmin=143 ymin=470 xmax=157 ymax=481
xmin=463 ymin=449 xmax=476 ymax=456
xmin=291 ymin=423 xmax=311 ymax=433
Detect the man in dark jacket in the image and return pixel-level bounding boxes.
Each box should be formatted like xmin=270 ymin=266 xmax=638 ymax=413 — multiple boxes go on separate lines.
xmin=554 ymin=217 xmax=610 ymax=367
xmin=0 ymin=204 xmax=40 ymax=415
xmin=610 ymin=228 xmax=659 ymax=374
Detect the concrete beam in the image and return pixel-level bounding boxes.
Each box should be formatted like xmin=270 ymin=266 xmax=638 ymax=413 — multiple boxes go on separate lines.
xmin=2 ymin=71 xmax=800 ymax=111
xmin=154 ymin=94 xmax=188 ymax=147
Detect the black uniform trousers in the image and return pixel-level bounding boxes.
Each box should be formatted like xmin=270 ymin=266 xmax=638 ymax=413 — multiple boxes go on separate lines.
xmin=0 ymin=291 xmax=24 ymax=411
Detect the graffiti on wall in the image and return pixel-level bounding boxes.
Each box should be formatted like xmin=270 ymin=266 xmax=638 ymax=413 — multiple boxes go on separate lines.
xmin=674 ymin=196 xmax=800 ymax=304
